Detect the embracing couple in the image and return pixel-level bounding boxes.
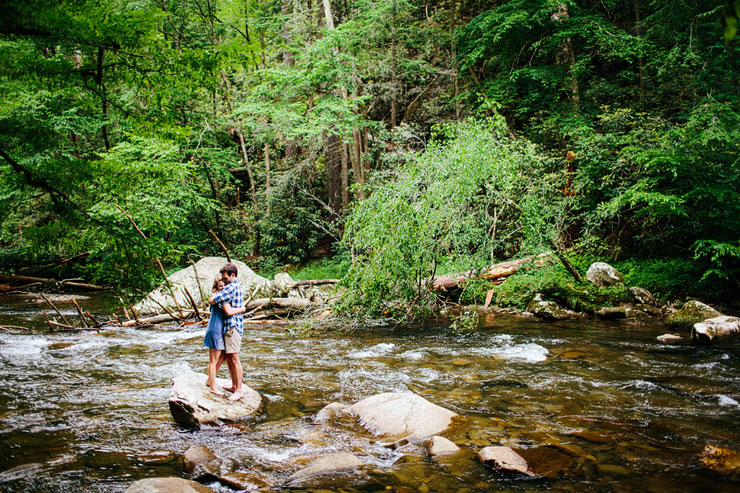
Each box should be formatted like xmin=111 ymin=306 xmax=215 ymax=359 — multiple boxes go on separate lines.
xmin=203 ymin=263 xmax=245 ymax=401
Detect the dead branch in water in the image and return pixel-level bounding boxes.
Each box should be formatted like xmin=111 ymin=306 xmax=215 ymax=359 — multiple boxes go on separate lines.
xmin=38 ymin=293 xmax=72 ymax=326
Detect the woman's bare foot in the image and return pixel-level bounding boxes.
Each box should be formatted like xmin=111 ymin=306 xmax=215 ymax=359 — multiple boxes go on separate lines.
xmin=222 ymin=386 xmax=236 ymax=393
xmin=209 ymin=387 xmax=226 ymax=396
xmin=227 ymin=391 xmax=243 ymax=401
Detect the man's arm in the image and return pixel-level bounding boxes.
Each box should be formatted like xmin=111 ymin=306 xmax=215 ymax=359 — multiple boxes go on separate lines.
xmin=211 ymin=283 xmax=236 ymax=305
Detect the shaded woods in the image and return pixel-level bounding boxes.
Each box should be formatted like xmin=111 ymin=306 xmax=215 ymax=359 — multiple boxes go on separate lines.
xmin=0 ymin=0 xmax=738 ymax=310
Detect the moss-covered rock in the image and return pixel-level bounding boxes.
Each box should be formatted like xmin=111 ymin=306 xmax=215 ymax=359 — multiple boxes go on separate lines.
xmin=665 ymin=300 xmax=721 ymax=329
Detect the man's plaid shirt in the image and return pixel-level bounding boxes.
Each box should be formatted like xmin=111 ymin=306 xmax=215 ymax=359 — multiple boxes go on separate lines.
xmin=213 ymin=279 xmax=244 ymax=336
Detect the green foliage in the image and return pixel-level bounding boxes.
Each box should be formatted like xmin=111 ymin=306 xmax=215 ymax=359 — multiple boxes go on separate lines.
xmin=341 ymin=117 xmax=564 ymax=318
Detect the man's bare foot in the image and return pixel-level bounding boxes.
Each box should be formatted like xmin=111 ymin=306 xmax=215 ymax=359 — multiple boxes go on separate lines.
xmin=222 ymin=386 xmax=236 ymax=393
xmin=227 ymin=391 xmax=243 ymax=402
xmin=209 ymin=388 xmax=225 ymax=396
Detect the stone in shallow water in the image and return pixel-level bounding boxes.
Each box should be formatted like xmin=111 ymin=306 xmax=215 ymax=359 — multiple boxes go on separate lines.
xmin=656 ymin=333 xmax=682 ymax=343
xmin=183 ymin=445 xmax=220 ymax=479
xmin=168 ymin=373 xmax=262 ymax=429
xmin=124 ymin=477 xmax=212 ymax=493
xmin=691 ymin=316 xmax=740 ymax=345
xmin=517 ymin=446 xmax=576 ymax=478
xmin=219 ymin=471 xmax=272 ymax=490
xmin=346 ymin=392 xmax=458 ymax=440
xmin=287 ymin=452 xmax=363 ymax=483
xmin=698 ymin=445 xmax=740 ymax=476
xmin=478 ymin=446 xmax=532 ymax=476
xmin=423 ymin=436 xmax=460 ymax=456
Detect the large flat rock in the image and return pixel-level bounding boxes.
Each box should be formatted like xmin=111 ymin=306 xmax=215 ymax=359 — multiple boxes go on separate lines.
xmin=168 ymin=373 xmax=262 ymax=429
xmin=346 ymin=392 xmax=458 ymax=440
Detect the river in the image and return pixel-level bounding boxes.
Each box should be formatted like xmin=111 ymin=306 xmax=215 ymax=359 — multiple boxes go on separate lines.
xmin=0 ymin=292 xmax=739 ymax=491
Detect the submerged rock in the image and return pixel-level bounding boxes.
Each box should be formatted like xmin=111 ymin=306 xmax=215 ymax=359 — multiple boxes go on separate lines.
xmin=168 ymin=373 xmax=262 ymax=429
xmin=665 ymin=300 xmax=721 ymax=329
xmin=478 ymin=446 xmax=532 ymax=476
xmin=698 ymin=445 xmax=740 ymax=477
xmin=346 ymin=392 xmax=458 ymax=440
xmin=315 ymin=402 xmax=349 ymax=423
xmin=287 ymin=452 xmax=363 ymax=484
xmin=219 ymin=471 xmax=272 ymax=490
xmin=586 ymin=262 xmax=625 ymax=287
xmin=691 ymin=316 xmax=740 ymax=345
xmin=517 ymin=446 xmax=576 ymax=478
xmin=423 ymin=436 xmax=460 ymax=456
xmin=656 ymin=333 xmax=683 ymax=343
xmin=124 ymin=477 xmax=212 ymax=493
xmin=183 ymin=445 xmax=220 ymax=479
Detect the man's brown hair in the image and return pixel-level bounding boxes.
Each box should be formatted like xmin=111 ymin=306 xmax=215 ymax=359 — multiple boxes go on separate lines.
xmin=219 ymin=263 xmax=238 ymax=277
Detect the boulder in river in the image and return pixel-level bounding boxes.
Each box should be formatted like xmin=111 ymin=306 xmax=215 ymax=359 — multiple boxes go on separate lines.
xmin=478 ymin=446 xmax=533 ymax=476
xmin=133 ymin=256 xmax=276 ymax=315
xmin=286 ymin=452 xmax=363 ymax=484
xmin=698 ymin=445 xmax=740 ymax=477
xmin=691 ymin=316 xmax=740 ymax=345
xmin=526 ymin=294 xmax=571 ymax=320
xmin=586 ymin=262 xmax=625 ymax=287
xmin=124 ymin=477 xmax=213 ymax=493
xmin=168 ymin=373 xmax=262 ymax=429
xmin=423 ymin=436 xmax=460 ymax=456
xmin=346 ymin=392 xmax=458 ymax=440
xmin=665 ymin=300 xmax=721 ymax=329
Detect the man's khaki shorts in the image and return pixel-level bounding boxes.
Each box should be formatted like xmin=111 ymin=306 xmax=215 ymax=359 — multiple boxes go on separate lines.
xmin=224 ymin=327 xmax=242 ymax=354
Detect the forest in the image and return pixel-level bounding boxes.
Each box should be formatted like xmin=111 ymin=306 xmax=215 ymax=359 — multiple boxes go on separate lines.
xmin=1 ymin=0 xmax=739 ymax=315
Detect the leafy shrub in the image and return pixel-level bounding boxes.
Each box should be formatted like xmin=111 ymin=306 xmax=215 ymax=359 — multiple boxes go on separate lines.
xmin=340 ymin=117 xmax=565 ymax=318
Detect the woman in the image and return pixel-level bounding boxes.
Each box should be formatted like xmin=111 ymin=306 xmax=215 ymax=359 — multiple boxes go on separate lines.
xmin=203 ymin=278 xmax=245 ymax=395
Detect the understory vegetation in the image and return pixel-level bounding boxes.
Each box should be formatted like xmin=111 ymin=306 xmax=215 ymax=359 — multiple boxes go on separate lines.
xmin=1 ymin=0 xmax=738 ymax=314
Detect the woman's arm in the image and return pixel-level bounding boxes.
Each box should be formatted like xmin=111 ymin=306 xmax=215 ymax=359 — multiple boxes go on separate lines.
xmin=221 ymin=302 xmax=246 ymax=317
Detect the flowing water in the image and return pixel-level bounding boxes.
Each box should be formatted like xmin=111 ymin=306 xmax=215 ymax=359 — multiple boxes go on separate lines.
xmin=1 ymin=293 xmax=739 ymax=492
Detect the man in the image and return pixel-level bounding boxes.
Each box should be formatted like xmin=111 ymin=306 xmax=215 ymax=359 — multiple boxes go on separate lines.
xmin=208 ymin=263 xmax=245 ymax=401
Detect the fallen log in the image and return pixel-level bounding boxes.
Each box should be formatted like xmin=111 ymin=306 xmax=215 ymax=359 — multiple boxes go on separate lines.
xmin=287 ymin=279 xmax=339 ymax=288
xmin=120 ymin=311 xmax=193 ymax=327
xmin=431 ymin=253 xmax=551 ymax=291
xmin=245 ymin=297 xmax=314 ymax=311
xmin=0 ymin=273 xmax=105 ymax=291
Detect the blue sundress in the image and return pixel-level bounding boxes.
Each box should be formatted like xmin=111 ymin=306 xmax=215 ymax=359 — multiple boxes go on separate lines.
xmin=203 ymin=304 xmax=226 ymax=350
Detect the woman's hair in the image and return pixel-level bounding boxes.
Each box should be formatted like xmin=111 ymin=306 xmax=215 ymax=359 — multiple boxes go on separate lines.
xmin=212 ymin=278 xmax=224 ymax=291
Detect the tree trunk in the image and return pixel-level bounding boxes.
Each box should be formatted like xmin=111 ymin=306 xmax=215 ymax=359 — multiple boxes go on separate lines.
xmin=551 ymin=4 xmax=580 ymax=110
xmin=431 ymin=253 xmax=551 ymax=291
xmin=341 ymin=141 xmax=349 ymax=210
xmin=265 ymin=143 xmax=271 ymax=216
xmin=322 ymin=0 xmax=334 ymax=29
xmin=326 ymin=133 xmax=342 ymax=220
xmin=390 ymin=0 xmax=398 ymax=127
